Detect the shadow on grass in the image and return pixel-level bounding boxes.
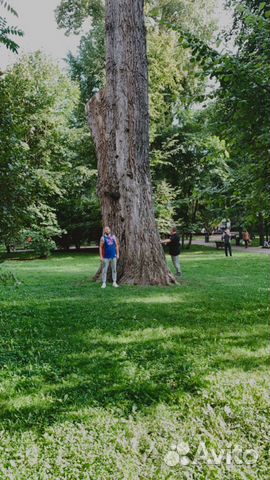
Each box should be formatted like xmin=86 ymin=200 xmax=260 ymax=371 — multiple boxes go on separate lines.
xmin=212 ymin=353 xmax=269 ymax=371
xmin=0 ymin=315 xmax=268 ymax=432
xmin=0 ymin=252 xmax=268 ymax=432
xmin=0 ymin=319 xmax=206 ymax=431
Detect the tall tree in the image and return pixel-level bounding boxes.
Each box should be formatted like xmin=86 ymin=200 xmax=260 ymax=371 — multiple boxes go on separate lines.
xmin=86 ymin=0 xmax=174 ymax=284
xmin=0 ymin=53 xmax=79 ymax=250
xmin=212 ymin=0 xmax=270 ymax=242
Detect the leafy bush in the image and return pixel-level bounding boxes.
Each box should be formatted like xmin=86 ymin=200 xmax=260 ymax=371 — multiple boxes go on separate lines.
xmin=24 ymin=230 xmax=56 ymax=258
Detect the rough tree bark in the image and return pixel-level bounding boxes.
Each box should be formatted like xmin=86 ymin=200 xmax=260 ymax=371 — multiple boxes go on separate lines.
xmin=86 ymin=0 xmax=175 ymax=285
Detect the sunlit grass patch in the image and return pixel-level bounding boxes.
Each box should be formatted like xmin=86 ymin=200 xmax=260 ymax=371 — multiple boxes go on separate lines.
xmin=120 ymin=294 xmax=186 ymax=304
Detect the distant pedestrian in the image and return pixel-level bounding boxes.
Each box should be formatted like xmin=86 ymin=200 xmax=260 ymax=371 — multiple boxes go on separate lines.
xmin=242 ymin=230 xmax=250 ymax=248
xmin=99 ymin=226 xmax=120 ymax=288
xmin=161 ymin=227 xmax=182 ymax=276
xmin=222 ymin=228 xmax=232 ymax=257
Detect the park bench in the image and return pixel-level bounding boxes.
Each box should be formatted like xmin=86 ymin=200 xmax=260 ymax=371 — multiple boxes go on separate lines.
xmin=215 ymin=241 xmax=225 ymax=249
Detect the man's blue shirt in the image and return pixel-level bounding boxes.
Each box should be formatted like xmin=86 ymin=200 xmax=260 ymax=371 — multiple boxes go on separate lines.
xmin=103 ymin=234 xmax=117 ymax=259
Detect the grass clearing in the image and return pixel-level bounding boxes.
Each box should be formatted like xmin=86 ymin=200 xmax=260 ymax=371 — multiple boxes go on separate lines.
xmin=0 ymin=248 xmax=269 ymax=479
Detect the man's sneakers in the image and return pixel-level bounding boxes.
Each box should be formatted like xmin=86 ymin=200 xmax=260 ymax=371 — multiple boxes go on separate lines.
xmin=101 ymin=282 xmax=119 ymax=288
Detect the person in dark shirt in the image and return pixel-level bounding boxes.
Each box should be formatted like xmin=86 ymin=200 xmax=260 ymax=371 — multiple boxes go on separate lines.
xmin=161 ymin=227 xmax=182 ymax=276
xmin=222 ymin=228 xmax=232 ymax=257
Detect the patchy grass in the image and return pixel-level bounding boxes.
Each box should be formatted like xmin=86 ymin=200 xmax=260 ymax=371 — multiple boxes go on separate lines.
xmin=0 ymin=248 xmax=269 ymax=479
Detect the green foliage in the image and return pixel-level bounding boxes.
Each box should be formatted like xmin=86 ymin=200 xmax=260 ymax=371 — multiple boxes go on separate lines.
xmin=66 ymin=21 xmax=105 ymax=109
xmin=54 ymin=164 xmax=101 ymax=249
xmin=55 ymin=0 xmax=104 ymax=34
xmin=154 ymin=180 xmax=178 ymax=234
xmin=221 ymin=3 xmax=269 ymax=213
xmin=145 ymin=2 xmax=232 ymax=238
xmin=0 ymin=0 xmax=23 ymax=52
xmin=0 ymin=51 xmax=101 ymax=250
xmin=164 ymin=0 xmax=269 ymax=236
xmin=0 ymin=250 xmax=268 ymax=477
xmin=0 ymin=52 xmax=82 ymax=248
xmin=146 ymin=0 xmax=217 ymax=44
xmin=209 ymin=0 xmax=270 ymax=235
xmin=22 ymin=209 xmax=61 ymax=258
xmin=148 ymin=27 xmax=205 ymax=141
xmin=151 ymin=109 xmax=230 ymax=236
xmin=23 ymin=229 xmax=57 ymax=258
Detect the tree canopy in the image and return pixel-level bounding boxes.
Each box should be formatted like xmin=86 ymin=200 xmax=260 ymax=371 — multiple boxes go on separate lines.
xmin=0 ymin=0 xmax=269 ymax=254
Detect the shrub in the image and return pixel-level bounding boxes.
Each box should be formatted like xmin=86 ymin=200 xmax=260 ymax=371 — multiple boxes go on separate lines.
xmin=24 ymin=231 xmax=56 ymax=258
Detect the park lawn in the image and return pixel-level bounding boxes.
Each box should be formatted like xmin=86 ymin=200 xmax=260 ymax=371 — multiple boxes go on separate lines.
xmin=0 ymin=248 xmax=269 ymax=479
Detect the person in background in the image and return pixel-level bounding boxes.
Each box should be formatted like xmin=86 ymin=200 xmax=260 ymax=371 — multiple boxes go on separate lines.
xmin=161 ymin=226 xmax=182 ymax=276
xmin=99 ymin=226 xmax=120 ymax=288
xmin=222 ymin=228 xmax=232 ymax=257
xmin=242 ymin=230 xmax=250 ymax=248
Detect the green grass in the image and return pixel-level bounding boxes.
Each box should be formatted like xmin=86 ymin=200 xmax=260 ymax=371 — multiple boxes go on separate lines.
xmin=0 ymin=248 xmax=269 ymax=479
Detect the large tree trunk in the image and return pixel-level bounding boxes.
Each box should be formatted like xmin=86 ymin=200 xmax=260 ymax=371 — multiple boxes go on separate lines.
xmin=86 ymin=0 xmax=174 ymax=285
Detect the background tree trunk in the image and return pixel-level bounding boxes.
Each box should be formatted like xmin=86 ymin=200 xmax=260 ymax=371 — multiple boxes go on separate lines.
xmin=5 ymin=242 xmax=11 ymax=254
xmin=86 ymin=0 xmax=175 ymax=285
xmin=258 ymin=212 xmax=265 ymax=246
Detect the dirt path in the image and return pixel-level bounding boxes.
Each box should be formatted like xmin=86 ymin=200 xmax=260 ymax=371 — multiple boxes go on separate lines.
xmin=192 ymin=240 xmax=270 ymax=255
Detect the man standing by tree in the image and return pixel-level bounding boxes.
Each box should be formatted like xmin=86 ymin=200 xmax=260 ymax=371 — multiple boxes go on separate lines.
xmin=161 ymin=227 xmax=182 ymax=277
xmin=100 ymin=226 xmax=120 ymax=288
